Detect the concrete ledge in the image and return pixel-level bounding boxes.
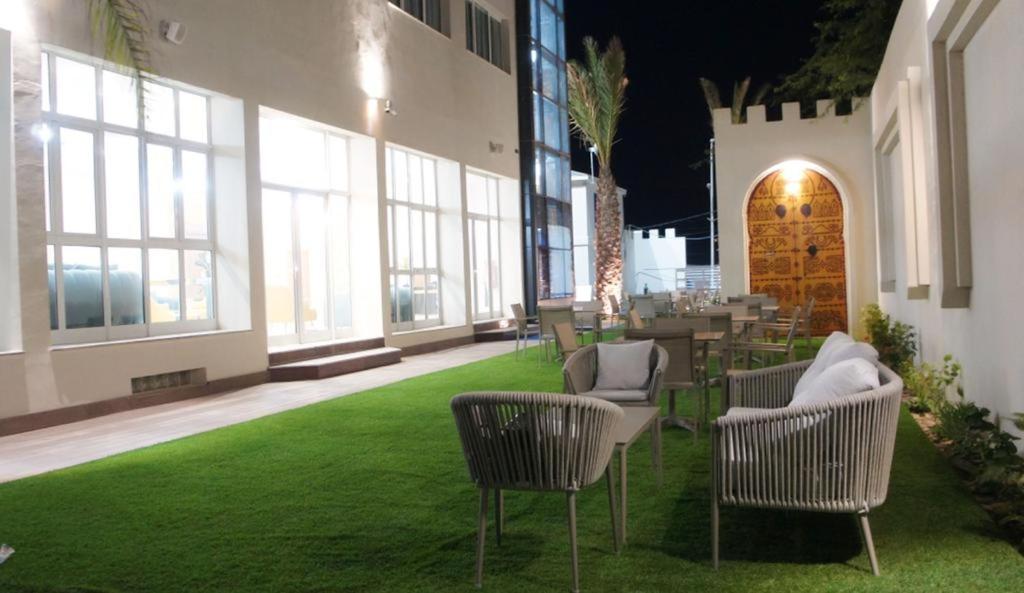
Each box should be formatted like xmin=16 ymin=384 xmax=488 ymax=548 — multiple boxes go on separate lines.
xmin=0 ymin=371 xmax=269 ymax=437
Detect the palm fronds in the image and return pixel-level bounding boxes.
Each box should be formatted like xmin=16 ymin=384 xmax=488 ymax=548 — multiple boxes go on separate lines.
xmin=698 ymin=76 xmax=770 ymax=124
xmin=88 ymin=0 xmax=153 ymax=107
xmin=567 ymin=36 xmax=628 ymax=169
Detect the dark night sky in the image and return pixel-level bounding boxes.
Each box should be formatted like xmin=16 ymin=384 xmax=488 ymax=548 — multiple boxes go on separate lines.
xmin=564 ymin=0 xmax=825 ymax=264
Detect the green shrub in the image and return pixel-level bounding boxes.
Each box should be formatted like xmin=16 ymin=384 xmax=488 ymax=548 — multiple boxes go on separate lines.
xmin=860 ymin=303 xmax=917 ymax=373
xmin=905 ymin=355 xmax=962 ymax=413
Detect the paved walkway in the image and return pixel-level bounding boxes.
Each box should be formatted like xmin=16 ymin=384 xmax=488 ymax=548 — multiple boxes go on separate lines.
xmin=0 ymin=341 xmax=521 ymax=484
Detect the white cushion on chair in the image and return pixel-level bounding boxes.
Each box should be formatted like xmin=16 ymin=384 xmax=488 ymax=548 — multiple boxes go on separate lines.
xmin=791 ymin=358 xmax=880 ymax=407
xmin=793 ymin=332 xmax=878 ymax=395
xmin=595 ymin=340 xmax=654 ymax=390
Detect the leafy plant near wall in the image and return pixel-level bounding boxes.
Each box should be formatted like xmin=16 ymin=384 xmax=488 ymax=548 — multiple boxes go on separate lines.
xmin=87 ymin=0 xmax=154 ymax=107
xmin=929 ymin=394 xmax=1024 ymax=550
xmin=865 ymin=304 xmax=1024 ymax=550
xmin=905 ymin=355 xmax=962 ymax=413
xmin=861 ymin=303 xmax=917 ymax=373
xmin=567 ymin=37 xmax=628 ymax=314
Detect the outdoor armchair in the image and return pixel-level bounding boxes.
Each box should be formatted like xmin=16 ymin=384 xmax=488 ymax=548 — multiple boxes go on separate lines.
xmin=711 ymin=359 xmax=904 ymax=576
xmin=562 ymin=343 xmax=669 ymax=407
xmin=451 ymin=392 xmax=624 ymax=592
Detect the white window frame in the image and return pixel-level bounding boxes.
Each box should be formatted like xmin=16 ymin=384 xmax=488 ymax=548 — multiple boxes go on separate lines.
xmin=42 ymin=48 xmax=218 ymax=345
xmin=466 ymin=170 xmax=503 ymax=320
xmin=465 ymin=1 xmax=511 ymax=72
xmin=259 ymin=113 xmax=354 ymax=347
xmin=386 ymin=146 xmax=443 ymax=332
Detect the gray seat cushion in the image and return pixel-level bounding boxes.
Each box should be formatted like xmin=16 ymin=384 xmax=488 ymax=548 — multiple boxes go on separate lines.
xmin=580 ymin=389 xmax=648 ymax=403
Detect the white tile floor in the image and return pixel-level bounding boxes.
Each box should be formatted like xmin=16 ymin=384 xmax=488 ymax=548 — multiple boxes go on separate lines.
xmin=0 ymin=341 xmax=521 ymax=484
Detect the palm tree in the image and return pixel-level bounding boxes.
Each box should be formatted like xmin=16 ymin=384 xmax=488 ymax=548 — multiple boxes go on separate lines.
xmin=698 ymin=77 xmax=770 ymax=123
xmin=88 ymin=0 xmax=153 ymax=108
xmin=567 ymin=37 xmax=628 ymax=313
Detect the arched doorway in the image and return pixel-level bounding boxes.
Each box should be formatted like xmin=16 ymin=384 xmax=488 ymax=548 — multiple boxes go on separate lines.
xmin=746 ymin=164 xmax=848 ymax=334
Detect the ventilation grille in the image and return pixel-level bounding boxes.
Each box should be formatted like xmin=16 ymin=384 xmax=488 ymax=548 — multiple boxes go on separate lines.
xmin=131 ymin=368 xmax=206 ymax=394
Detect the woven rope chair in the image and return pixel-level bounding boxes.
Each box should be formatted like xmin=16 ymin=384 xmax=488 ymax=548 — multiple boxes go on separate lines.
xmin=451 ymin=392 xmax=624 ymax=592
xmin=711 ymin=360 xmax=904 ymax=576
xmin=562 ymin=344 xmax=669 ymax=407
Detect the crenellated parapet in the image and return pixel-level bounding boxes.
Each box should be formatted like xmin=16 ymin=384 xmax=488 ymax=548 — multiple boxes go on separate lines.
xmin=712 ymin=99 xmax=866 ymax=129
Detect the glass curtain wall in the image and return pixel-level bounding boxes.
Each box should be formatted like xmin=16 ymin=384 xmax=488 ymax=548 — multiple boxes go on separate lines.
xmin=516 ymin=0 xmax=571 ymax=311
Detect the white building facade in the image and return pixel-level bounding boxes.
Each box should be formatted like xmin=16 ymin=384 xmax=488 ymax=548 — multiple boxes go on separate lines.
xmin=0 ymin=0 xmax=523 ymax=427
xmin=623 ymin=228 xmax=687 ymax=295
xmin=714 ymin=0 xmax=1024 ymax=436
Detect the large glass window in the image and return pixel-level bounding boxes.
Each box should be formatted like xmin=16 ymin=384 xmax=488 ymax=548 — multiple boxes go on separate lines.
xmin=259 ymin=114 xmax=353 ymax=346
xmin=390 ymin=0 xmax=445 ymax=34
xmin=41 ymin=50 xmax=217 ymax=343
xmin=386 ymin=146 xmax=441 ymax=331
xmin=465 ymin=2 xmax=509 ymax=71
xmin=467 ymin=171 xmax=503 ymax=320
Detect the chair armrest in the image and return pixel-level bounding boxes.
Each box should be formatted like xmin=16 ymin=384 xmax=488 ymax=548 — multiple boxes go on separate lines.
xmin=725 ymin=359 xmax=812 ymax=411
xmin=562 ymin=346 xmax=597 ymax=394
xmin=645 ymin=345 xmax=670 ymax=405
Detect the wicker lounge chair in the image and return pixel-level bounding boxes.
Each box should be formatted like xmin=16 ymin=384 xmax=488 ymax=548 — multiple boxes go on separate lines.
xmin=711 ymin=359 xmax=904 ymax=576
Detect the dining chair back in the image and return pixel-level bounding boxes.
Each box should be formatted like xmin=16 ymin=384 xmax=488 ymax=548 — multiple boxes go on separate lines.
xmin=553 ymin=322 xmax=580 ymax=360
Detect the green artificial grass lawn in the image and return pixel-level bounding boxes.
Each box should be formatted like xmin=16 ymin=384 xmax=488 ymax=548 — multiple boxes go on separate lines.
xmin=1 ymin=338 xmax=1023 ymax=593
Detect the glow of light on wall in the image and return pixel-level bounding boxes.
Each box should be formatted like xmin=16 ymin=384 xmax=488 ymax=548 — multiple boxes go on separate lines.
xmin=784 ymin=181 xmax=802 ymax=195
xmin=352 ymin=0 xmax=389 ymax=126
xmin=780 ymin=162 xmax=806 ymax=182
xmin=0 ymin=0 xmax=32 ymax=35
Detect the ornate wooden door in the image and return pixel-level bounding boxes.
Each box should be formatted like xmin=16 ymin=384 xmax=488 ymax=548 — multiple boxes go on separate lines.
xmin=746 ymin=168 xmax=847 ymax=334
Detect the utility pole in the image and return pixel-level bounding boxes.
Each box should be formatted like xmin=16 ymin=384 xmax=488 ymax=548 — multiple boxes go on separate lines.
xmin=709 ymin=138 xmax=717 ymax=289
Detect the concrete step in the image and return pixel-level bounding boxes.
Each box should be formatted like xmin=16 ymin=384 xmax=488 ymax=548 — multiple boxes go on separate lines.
xmin=473 ymin=327 xmax=518 ymax=342
xmin=268 ymin=347 xmax=402 ymax=382
xmin=268 ymin=337 xmax=387 ymax=366
xmin=472 ymin=319 xmax=517 ymax=342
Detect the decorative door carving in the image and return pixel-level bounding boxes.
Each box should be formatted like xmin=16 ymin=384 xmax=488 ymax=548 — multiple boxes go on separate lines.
xmin=746 ymin=168 xmax=847 ymax=334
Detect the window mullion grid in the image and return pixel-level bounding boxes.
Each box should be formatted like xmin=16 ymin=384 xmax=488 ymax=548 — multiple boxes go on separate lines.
xmin=321 ymin=134 xmax=335 ymax=337
xmin=290 ymin=193 xmax=303 ymax=340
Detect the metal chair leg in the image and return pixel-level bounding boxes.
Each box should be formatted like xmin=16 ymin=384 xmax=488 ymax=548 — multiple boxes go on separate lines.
xmin=476 ymin=487 xmax=489 ymax=588
xmin=858 ymin=511 xmax=880 ymax=576
xmin=605 ymin=465 xmax=621 ymax=554
xmin=711 ymin=493 xmax=720 ymax=569
xmin=494 ymin=489 xmax=504 ymax=546
xmin=652 ymin=418 xmax=663 ymax=487
xmin=567 ymin=491 xmax=580 ymax=593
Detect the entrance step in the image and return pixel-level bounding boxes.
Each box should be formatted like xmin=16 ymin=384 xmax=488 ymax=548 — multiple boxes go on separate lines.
xmin=473 ymin=319 xmax=517 ymax=343
xmin=268 ymin=337 xmax=387 ymax=367
xmin=268 ymin=347 xmax=402 ymax=382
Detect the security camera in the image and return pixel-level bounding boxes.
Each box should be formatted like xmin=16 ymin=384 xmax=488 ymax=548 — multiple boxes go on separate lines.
xmin=160 ymin=20 xmax=187 ymax=45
